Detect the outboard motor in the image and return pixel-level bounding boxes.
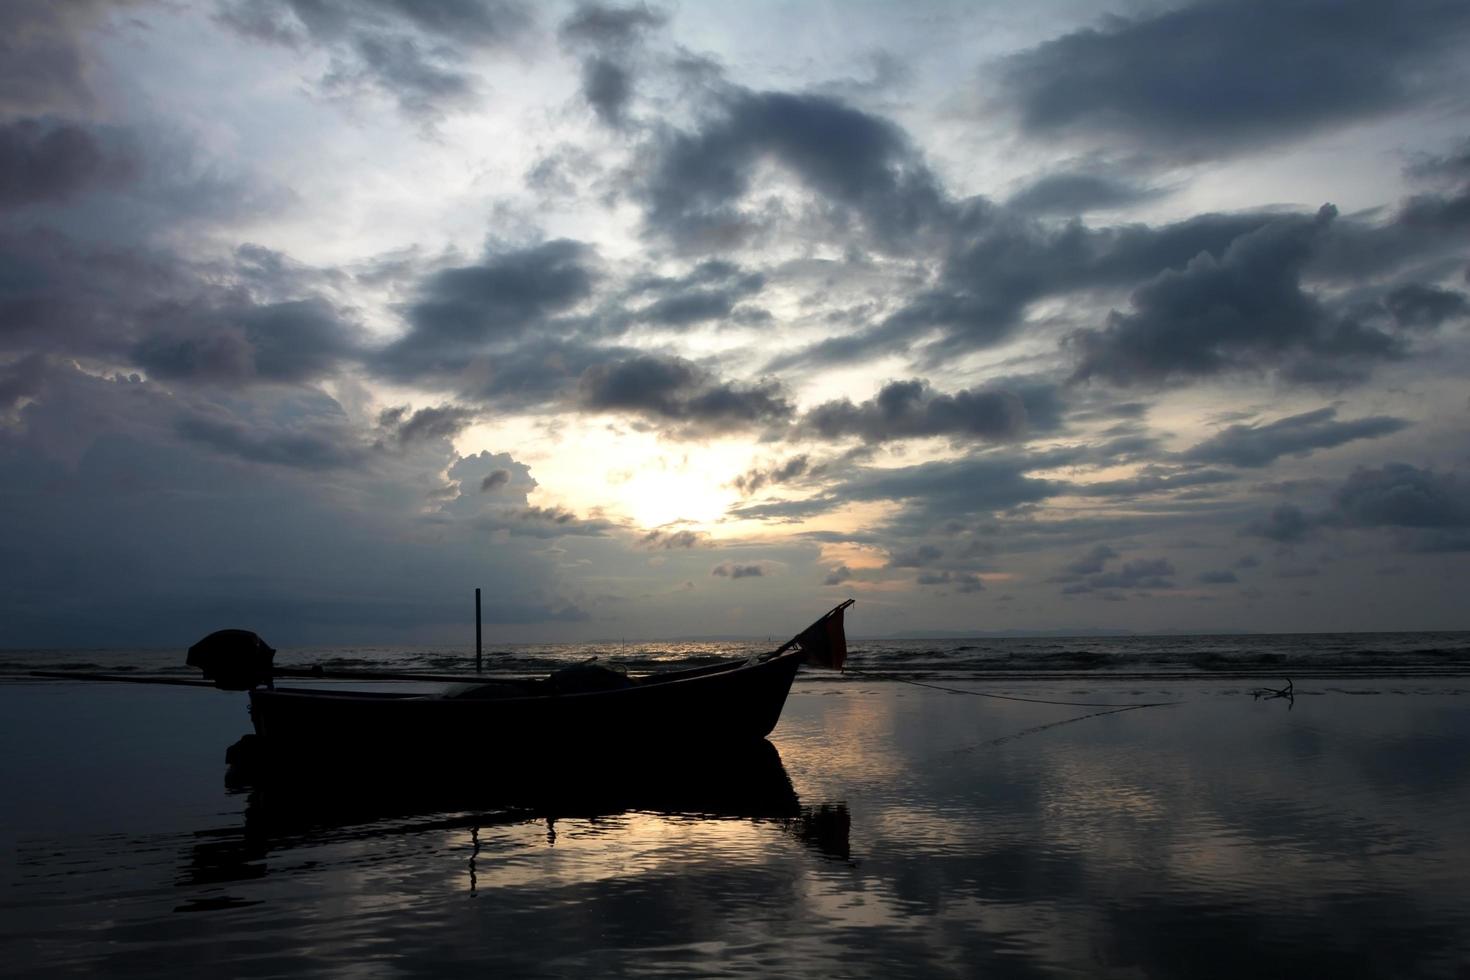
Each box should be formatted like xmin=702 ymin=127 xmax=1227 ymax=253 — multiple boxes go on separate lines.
xmin=187 ymin=629 xmax=276 ymax=690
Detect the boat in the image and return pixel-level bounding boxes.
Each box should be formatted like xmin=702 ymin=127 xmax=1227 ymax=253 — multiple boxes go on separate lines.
xmin=203 ymin=599 xmax=853 ymax=772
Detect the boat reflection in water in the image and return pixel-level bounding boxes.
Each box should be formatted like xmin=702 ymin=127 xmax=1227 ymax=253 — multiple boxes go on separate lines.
xmin=181 ymin=738 xmax=850 ymax=901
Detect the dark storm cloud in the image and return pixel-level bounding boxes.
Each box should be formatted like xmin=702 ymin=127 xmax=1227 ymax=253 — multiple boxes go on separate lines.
xmin=997 ymin=0 xmax=1470 ymax=158
xmin=633 ymin=265 xmax=766 ymax=327
xmin=1244 ymin=465 xmax=1470 ymax=552
xmin=724 ymin=495 xmax=842 ymax=523
xmin=0 ymin=353 xmax=50 ymax=413
xmin=177 ymin=411 xmax=366 ymax=470
xmin=379 ymin=240 xmax=597 ymax=379
xmin=1069 ymin=205 xmax=1414 ymax=385
xmin=1243 ymin=503 xmax=1317 ymax=544
xmin=375 ymin=403 xmax=479 ymax=445
xmin=0 ymin=229 xmax=183 ymax=360
xmin=711 ymin=561 xmax=764 ymax=579
xmin=1407 ymin=138 xmax=1470 ymax=183
xmin=798 ymin=377 xmax=1064 ymax=445
xmin=1330 ymin=464 xmax=1470 ymax=530
xmin=1070 ymin=468 xmax=1237 ymax=497
xmin=558 ymin=4 xmax=668 ymax=128
xmin=916 ymin=570 xmax=984 ymax=592
xmin=1006 ymin=170 xmax=1164 ymax=215
xmin=577 ymin=353 xmax=793 ymax=434
xmin=838 ymin=455 xmax=1063 ymax=518
xmin=780 ymin=205 xmax=1274 ymax=370
xmin=559 ymin=3 xmax=667 ymax=46
xmin=1383 ymin=283 xmax=1470 ymax=329
xmin=640 ymin=89 xmax=945 ymax=249
xmin=1061 ymin=556 xmax=1175 ymax=595
xmin=641 ymin=528 xmax=706 ymax=549
xmin=481 ymin=468 xmax=509 ymax=491
xmin=514 ymin=505 xmax=613 ymax=537
xmin=885 ymin=544 xmax=942 ymax=568
xmin=0 ymin=118 xmax=138 ymax=208
xmin=580 ymin=57 xmax=633 ymax=127
xmin=1051 ymin=544 xmax=1118 ymax=582
xmin=1182 ymin=407 xmax=1411 ymax=469
xmin=732 ymin=455 xmax=810 ymax=495
xmin=847 ymin=179 xmax=1468 ymax=376
xmin=134 ymin=298 xmax=361 ymax=385
xmin=0 ymin=230 xmax=360 ymax=387
xmin=822 ymin=564 xmax=853 ymax=586
xmin=216 ymin=0 xmax=533 ymax=122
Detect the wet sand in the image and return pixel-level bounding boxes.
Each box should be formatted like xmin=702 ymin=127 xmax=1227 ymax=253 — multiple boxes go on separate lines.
xmin=3 ymin=677 xmax=1468 ymax=978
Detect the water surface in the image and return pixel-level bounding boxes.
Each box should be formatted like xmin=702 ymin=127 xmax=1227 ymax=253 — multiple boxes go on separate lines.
xmin=3 ymin=675 xmax=1468 ymax=977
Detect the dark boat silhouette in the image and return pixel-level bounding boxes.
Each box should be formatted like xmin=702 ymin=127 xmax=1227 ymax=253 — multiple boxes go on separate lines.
xmin=217 ymin=600 xmax=853 ymax=771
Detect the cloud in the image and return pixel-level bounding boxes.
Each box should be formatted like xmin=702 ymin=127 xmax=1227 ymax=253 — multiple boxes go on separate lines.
xmin=0 ymin=231 xmax=359 ymax=386
xmin=1330 ymin=463 xmax=1470 ymax=530
xmin=216 ymin=0 xmax=533 ymax=123
xmin=1062 ymin=556 xmax=1176 ymax=594
xmin=733 ymin=454 xmax=810 ymax=495
xmin=641 ymin=528 xmax=707 ymax=549
xmin=835 ymin=454 xmax=1063 ymax=523
xmin=711 ymin=561 xmax=766 ymax=579
xmin=559 ymin=3 xmax=667 ymax=47
xmin=1051 ymin=544 xmax=1118 ymax=581
xmin=640 ymin=88 xmax=946 ymax=249
xmin=378 ymin=239 xmax=597 ymax=379
xmin=1070 ymin=468 xmax=1236 ymax=497
xmin=1243 ymin=503 xmax=1317 ymax=543
xmin=135 ymin=297 xmax=361 ymax=385
xmin=558 ymin=3 xmax=669 ymax=128
xmin=0 ymin=0 xmax=121 ymax=115
xmin=0 ymin=365 xmax=591 ymax=644
xmin=782 ymin=204 xmax=1275 ymax=370
xmin=376 ymin=403 xmax=479 ymax=446
xmin=885 ymin=543 xmax=942 ymax=568
xmin=822 ymin=564 xmax=853 ymax=586
xmin=798 ymin=377 xmax=1064 ymax=445
xmin=630 ymin=261 xmax=766 ymax=328
xmin=1006 ymin=169 xmax=1164 ymax=215
xmin=1196 ymin=569 xmax=1239 ymax=584
xmin=177 ymin=410 xmax=366 ymax=471
xmin=1182 ymin=407 xmax=1411 ymax=468
xmin=1242 ymin=465 xmax=1470 ymax=552
xmin=1068 ymin=205 xmax=1416 ymax=385
xmin=0 ymin=118 xmax=138 ymax=208
xmin=514 ymin=504 xmax=612 ymax=537
xmin=916 ymin=570 xmax=984 ymax=592
xmin=577 ymin=353 xmax=793 ymax=434
xmin=1382 ymin=283 xmax=1470 ymax=329
xmin=997 ymin=0 xmax=1470 ymax=158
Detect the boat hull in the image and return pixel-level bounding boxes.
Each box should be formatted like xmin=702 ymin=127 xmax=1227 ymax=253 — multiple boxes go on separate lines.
xmin=246 ymin=649 xmax=804 ymax=769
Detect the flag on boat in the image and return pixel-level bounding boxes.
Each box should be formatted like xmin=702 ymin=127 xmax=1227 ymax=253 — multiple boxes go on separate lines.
xmin=796 ymin=600 xmax=851 ymax=670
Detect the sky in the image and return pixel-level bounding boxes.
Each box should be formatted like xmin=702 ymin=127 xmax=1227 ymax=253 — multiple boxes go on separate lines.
xmin=2 ymin=0 xmax=1469 ymax=647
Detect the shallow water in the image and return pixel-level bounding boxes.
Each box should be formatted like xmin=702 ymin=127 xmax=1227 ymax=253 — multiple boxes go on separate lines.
xmin=3 ymin=678 xmax=1469 ymax=977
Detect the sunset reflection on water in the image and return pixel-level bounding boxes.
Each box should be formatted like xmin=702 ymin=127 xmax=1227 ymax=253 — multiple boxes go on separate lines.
xmin=3 ymin=678 xmax=1469 ymax=977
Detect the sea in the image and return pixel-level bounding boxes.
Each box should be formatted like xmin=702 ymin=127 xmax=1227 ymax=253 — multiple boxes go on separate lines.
xmin=5 ymin=629 xmax=1470 ymax=682
xmin=4 ymin=632 xmax=1469 ymax=977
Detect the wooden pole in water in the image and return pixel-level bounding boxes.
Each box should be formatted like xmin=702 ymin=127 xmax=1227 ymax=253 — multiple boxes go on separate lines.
xmin=475 ymin=587 xmax=483 ymax=673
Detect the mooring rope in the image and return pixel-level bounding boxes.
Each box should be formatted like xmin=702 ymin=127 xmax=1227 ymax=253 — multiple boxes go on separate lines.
xmin=840 ymin=665 xmax=1183 ymax=708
